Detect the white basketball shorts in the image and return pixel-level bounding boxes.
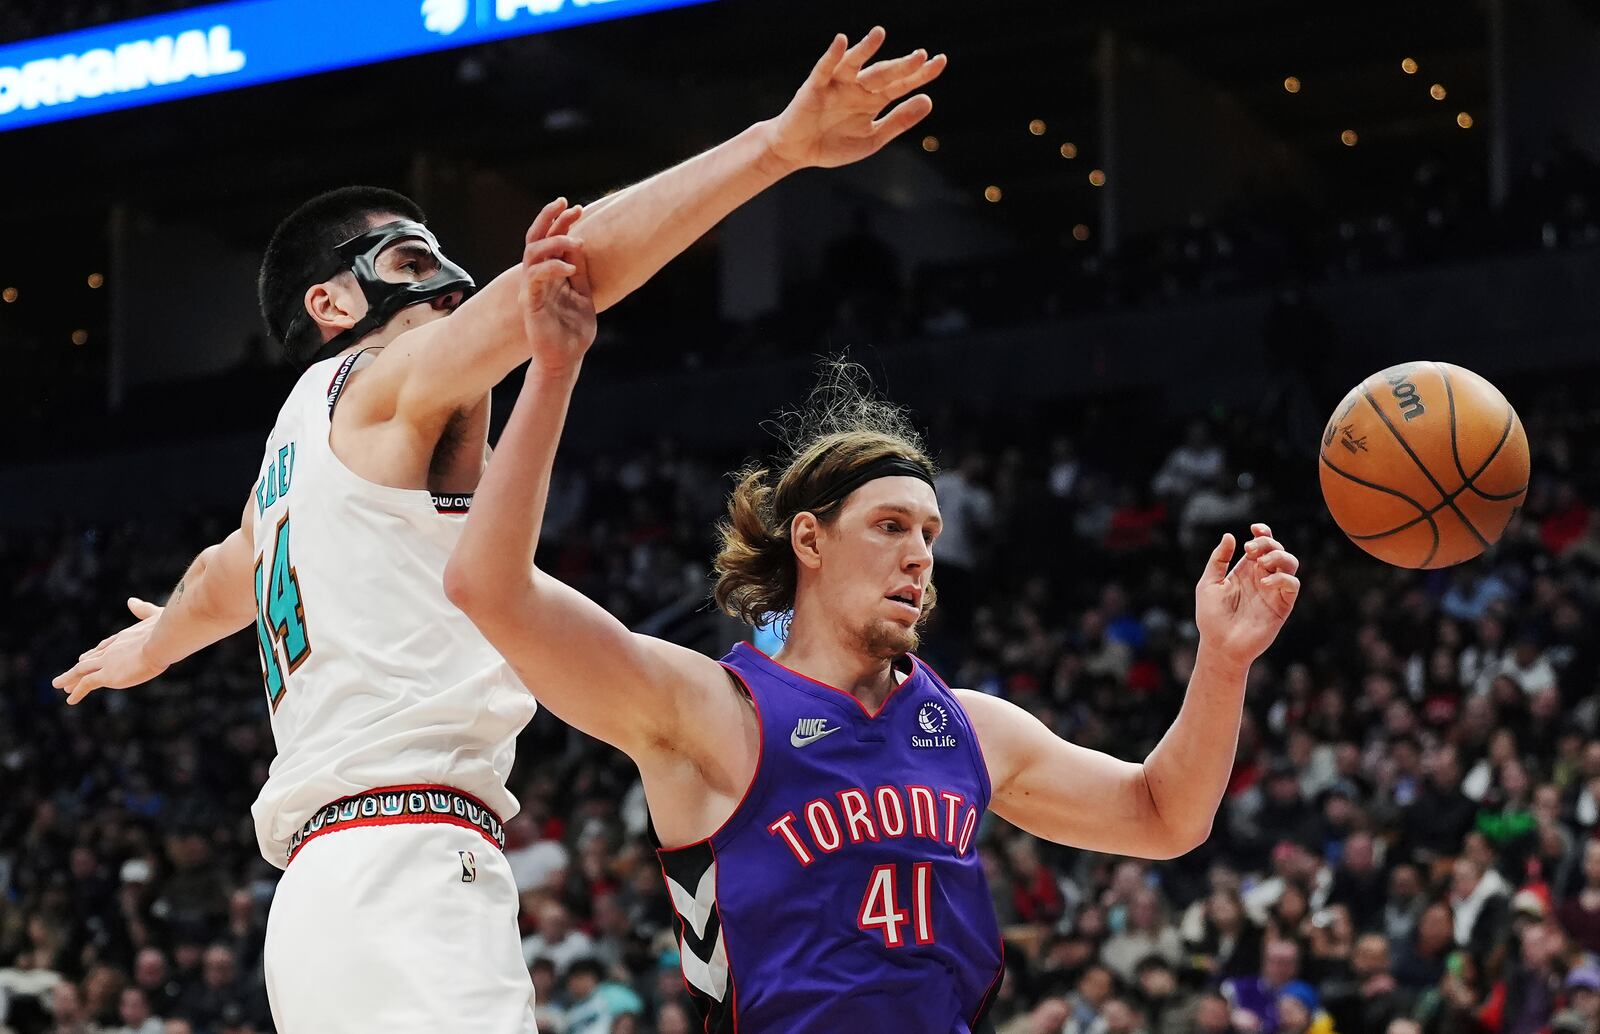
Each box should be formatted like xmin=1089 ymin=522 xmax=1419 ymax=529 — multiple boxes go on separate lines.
xmin=264 ymin=816 xmax=536 ymax=1033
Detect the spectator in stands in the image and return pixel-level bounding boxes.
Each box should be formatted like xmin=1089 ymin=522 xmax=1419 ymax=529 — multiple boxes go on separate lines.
xmin=1392 ymin=902 xmax=1454 ymax=991
xmin=1321 ymin=932 xmax=1408 ymax=1034
xmin=110 ymin=986 xmax=162 ymax=1034
xmin=48 ymin=982 xmax=91 ymax=1034
xmin=522 ymin=902 xmax=596 ymax=976
xmin=1151 ymin=420 xmax=1224 ymax=501
xmin=1559 ymin=841 xmax=1600 ymax=954
xmin=129 ymin=951 xmax=179 ymax=1021
xmin=1552 ymin=963 xmax=1600 ymax=1034
xmin=561 ymin=957 xmax=642 ymax=1034
xmin=1063 ymin=965 xmax=1116 ymax=1034
xmin=1448 ymin=856 xmax=1511 ymax=956
xmin=1187 ymin=888 xmax=1263 ymax=984
xmin=1222 ymin=939 xmax=1301 ymax=1034
xmin=1103 ymin=889 xmax=1183 ymax=984
xmin=1405 ymin=747 xmax=1478 ymax=866
xmin=1192 ymin=992 xmax=1235 ymax=1034
xmin=1326 ymin=833 xmax=1385 ymax=933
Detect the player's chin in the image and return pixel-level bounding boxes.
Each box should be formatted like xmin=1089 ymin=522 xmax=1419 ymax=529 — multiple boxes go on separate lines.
xmin=860 ymin=618 xmax=918 ymax=659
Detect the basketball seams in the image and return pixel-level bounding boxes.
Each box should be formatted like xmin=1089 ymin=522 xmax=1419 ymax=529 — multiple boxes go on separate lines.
xmin=1437 ymin=363 xmax=1471 ymax=487
xmin=1438 ymin=362 xmax=1526 ymax=503
xmin=1358 ymin=385 xmax=1491 ymax=552
xmin=1318 ymin=451 xmax=1440 ymax=566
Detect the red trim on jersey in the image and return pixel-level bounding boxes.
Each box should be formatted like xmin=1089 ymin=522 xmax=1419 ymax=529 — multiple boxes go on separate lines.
xmin=734 ymin=641 xmax=908 ymax=720
xmin=285 ymin=784 xmax=505 ymax=865
xmin=972 ymin=935 xmax=1007 ymax=1029
xmin=709 ymin=839 xmax=741 ymax=1034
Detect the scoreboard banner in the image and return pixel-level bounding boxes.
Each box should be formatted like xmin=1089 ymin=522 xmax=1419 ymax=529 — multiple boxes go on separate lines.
xmin=0 ymin=0 xmax=716 ymax=133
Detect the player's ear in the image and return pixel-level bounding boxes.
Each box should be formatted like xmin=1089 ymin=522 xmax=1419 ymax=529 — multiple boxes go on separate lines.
xmin=304 ymin=273 xmax=363 ymax=335
xmin=791 ymin=511 xmax=823 ymax=570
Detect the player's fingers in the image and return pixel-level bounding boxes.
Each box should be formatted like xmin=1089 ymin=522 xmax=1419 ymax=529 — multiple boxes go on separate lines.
xmin=1251 ymin=522 xmax=1272 ymax=538
xmin=878 ymin=52 xmax=947 ymax=99
xmin=868 ymin=94 xmax=934 ymax=147
xmin=523 ymin=235 xmax=585 ymax=266
xmin=529 ymin=261 xmax=579 ymax=283
xmin=128 ymin=597 xmax=160 ymax=619
xmin=1244 ymin=535 xmax=1283 ymax=556
xmin=67 ymin=670 xmax=104 ymax=705
xmin=548 ymin=204 xmax=584 ymax=238
xmin=856 ymin=48 xmax=925 ymax=92
xmin=525 ymin=198 xmax=569 ymax=245
xmin=1260 ymin=572 xmax=1301 ymax=600
xmin=1255 ymin=548 xmax=1299 ymax=576
xmin=837 ymin=26 xmax=887 ymax=77
xmin=805 ymin=33 xmax=848 ymax=88
xmin=1205 ymin=533 xmax=1236 ymax=583
xmin=564 ymin=244 xmax=594 ymax=297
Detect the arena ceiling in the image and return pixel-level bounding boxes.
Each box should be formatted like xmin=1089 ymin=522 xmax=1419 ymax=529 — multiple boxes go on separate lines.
xmin=0 ymin=0 xmax=1504 ymax=242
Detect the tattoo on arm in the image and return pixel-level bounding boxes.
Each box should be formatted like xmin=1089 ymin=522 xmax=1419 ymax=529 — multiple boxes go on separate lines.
xmin=171 ymin=578 xmax=186 ymax=606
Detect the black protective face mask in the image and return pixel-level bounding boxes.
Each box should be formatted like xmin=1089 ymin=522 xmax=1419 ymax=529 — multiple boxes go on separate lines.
xmin=302 ymin=220 xmax=477 ymax=365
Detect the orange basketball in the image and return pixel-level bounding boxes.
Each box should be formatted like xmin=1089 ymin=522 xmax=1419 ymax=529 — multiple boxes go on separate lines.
xmin=1319 ymin=361 xmax=1529 ymax=568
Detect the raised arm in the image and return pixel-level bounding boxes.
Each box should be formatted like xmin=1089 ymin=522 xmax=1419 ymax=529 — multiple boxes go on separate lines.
xmin=960 ymin=525 xmax=1300 ymax=859
xmin=54 ymin=496 xmax=259 ymax=705
xmin=440 ymin=221 xmax=733 ymax=759
xmin=573 ymin=26 xmax=945 ymax=312
xmin=366 ymin=29 xmax=945 ymax=428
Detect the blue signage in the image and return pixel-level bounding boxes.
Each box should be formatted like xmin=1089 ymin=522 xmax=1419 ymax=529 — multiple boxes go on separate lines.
xmin=0 ymin=0 xmax=716 ymax=133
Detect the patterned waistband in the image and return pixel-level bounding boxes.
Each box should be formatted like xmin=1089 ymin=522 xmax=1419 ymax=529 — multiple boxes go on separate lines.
xmin=286 ymin=784 xmax=506 ymax=865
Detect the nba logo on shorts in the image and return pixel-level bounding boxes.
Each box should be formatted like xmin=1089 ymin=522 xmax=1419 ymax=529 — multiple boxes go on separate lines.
xmin=459 ymin=850 xmax=476 ymax=883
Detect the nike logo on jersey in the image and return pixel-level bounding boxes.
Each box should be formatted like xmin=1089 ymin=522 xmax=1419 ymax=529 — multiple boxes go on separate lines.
xmin=791 ymin=718 xmax=841 ymax=748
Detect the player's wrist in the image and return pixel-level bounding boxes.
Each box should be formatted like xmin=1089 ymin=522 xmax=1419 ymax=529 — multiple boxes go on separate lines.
xmin=750 ymin=119 xmax=807 ymax=178
xmin=1191 ymin=641 xmax=1252 ymax=687
xmin=525 ymin=356 xmax=583 ymax=385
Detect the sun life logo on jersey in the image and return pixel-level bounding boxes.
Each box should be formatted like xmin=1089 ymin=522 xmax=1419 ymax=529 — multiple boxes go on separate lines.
xmin=913 ymin=700 xmax=956 ymax=749
xmin=422 ymin=0 xmax=470 ymax=35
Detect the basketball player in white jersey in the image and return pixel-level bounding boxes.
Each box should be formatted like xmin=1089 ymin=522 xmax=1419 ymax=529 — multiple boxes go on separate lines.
xmin=50 ymin=28 xmax=946 ymax=1033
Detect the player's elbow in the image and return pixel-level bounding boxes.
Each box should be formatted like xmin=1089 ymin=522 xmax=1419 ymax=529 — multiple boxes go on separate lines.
xmin=444 ymin=553 xmax=530 ymax=624
xmin=442 ymin=556 xmax=487 ymax=616
xmin=1135 ymin=767 xmax=1213 ymax=859
xmin=1156 ymin=818 xmax=1213 ymax=860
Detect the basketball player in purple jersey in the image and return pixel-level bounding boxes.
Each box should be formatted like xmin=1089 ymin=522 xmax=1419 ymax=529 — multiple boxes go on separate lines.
xmin=449 ymin=279 xmax=1301 ymax=1028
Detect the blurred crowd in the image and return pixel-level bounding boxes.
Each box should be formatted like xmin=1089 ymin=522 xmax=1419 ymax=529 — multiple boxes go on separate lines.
xmin=3 ymin=359 xmax=1598 ymax=1034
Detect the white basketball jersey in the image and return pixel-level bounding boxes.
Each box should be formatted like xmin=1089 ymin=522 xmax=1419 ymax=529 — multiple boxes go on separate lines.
xmin=246 ymin=351 xmax=537 ymax=868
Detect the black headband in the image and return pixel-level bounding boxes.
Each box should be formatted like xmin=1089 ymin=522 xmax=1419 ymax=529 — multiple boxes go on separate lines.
xmin=798 ymin=455 xmax=936 ymax=515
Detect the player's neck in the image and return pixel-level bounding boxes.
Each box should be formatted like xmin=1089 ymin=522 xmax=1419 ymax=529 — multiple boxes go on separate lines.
xmin=773 ymin=626 xmax=899 ymax=711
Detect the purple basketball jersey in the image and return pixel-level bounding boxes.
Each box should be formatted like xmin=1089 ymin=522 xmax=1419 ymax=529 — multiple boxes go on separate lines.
xmin=657 ymin=643 xmax=1004 ymax=1033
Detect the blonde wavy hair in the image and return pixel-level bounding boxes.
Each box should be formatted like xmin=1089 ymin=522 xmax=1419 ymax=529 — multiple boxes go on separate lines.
xmin=712 ymin=360 xmax=938 ymax=626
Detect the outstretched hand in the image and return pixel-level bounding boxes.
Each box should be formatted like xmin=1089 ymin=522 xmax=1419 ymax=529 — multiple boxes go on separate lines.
xmin=519 ymin=197 xmax=596 ymax=375
xmin=52 ymin=597 xmax=168 ymax=705
xmin=764 ymin=26 xmax=948 ymax=171
xmin=1194 ymin=522 xmax=1300 ymax=668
